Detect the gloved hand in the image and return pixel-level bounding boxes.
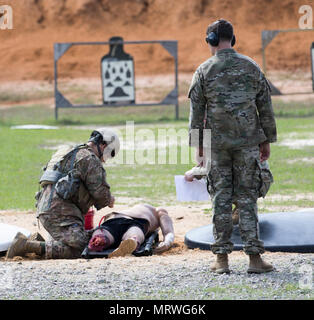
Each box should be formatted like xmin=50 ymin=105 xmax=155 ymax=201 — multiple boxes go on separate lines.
xmin=184 ymin=169 xmax=195 ymax=182
xmin=154 ymin=233 xmax=174 ymax=253
xmin=184 ymin=165 xmax=207 ymax=181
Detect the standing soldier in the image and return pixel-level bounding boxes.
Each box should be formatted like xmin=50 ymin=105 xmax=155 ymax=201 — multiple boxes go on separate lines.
xmin=6 ymin=128 xmax=119 ymax=259
xmin=188 ymin=19 xmax=277 ymax=274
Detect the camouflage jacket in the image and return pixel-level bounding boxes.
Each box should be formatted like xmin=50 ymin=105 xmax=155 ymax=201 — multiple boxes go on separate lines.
xmin=188 ymin=48 xmax=277 ymax=149
xmin=36 ymin=145 xmax=111 ymax=222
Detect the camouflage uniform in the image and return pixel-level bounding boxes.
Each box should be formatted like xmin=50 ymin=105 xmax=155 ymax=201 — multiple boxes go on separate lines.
xmin=36 ymin=145 xmax=111 ymax=259
xmin=189 ymin=48 xmax=277 ymax=255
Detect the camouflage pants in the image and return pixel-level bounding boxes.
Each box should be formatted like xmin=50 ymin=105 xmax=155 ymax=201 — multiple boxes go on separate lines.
xmin=208 ymin=145 xmax=265 ymax=255
xmin=39 ymin=213 xmax=91 ymax=259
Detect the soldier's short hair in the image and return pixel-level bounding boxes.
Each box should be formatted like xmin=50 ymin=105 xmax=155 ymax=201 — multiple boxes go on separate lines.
xmin=206 ymin=19 xmax=234 ymax=42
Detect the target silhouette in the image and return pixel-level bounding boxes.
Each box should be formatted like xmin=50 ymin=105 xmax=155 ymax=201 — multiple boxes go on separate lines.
xmin=101 ymin=37 xmax=135 ymax=104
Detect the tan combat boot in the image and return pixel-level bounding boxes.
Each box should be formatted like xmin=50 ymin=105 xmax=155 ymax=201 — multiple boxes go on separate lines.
xmin=247 ymin=254 xmax=274 ymax=274
xmin=108 ymin=239 xmax=137 ymax=258
xmin=6 ymin=232 xmax=44 ymax=259
xmin=210 ymin=254 xmax=230 ymax=274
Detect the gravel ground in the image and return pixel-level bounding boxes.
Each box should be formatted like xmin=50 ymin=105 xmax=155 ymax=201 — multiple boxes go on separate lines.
xmin=1 ymin=207 xmax=313 ymax=300
xmin=0 ymin=250 xmax=313 ymax=300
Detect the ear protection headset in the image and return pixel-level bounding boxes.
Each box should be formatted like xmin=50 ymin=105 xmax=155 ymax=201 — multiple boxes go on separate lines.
xmin=205 ymin=20 xmax=236 ymax=47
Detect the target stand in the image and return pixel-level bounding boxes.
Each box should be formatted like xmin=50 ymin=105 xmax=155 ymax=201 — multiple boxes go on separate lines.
xmin=54 ymin=37 xmax=179 ymax=120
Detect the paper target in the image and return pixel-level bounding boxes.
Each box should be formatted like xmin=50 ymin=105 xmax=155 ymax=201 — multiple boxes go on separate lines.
xmin=102 ymin=59 xmax=135 ymax=103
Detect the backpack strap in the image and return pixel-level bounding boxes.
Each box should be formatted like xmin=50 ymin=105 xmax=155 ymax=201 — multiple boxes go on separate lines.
xmin=46 ymin=144 xmax=85 ymax=209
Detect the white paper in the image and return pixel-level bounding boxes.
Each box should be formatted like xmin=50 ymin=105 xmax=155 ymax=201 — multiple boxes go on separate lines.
xmin=175 ymin=175 xmax=209 ymax=202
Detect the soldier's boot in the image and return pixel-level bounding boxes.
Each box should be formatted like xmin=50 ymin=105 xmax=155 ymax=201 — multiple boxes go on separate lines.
xmin=108 ymin=239 xmax=137 ymax=259
xmin=29 ymin=232 xmax=45 ymax=242
xmin=6 ymin=232 xmax=45 ymax=259
xmin=232 ymin=208 xmax=239 ymax=225
xmin=210 ymin=254 xmax=230 ymax=274
xmin=247 ymin=254 xmax=274 ymax=274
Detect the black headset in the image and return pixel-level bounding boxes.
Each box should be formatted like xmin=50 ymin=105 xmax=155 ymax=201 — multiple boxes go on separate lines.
xmin=205 ymin=21 xmax=236 ymax=47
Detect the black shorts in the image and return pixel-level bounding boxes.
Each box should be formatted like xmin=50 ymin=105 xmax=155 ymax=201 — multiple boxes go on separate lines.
xmin=98 ymin=217 xmax=149 ymax=249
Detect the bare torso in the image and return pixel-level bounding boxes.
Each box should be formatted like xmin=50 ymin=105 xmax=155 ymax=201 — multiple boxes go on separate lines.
xmin=106 ymin=204 xmax=160 ymax=233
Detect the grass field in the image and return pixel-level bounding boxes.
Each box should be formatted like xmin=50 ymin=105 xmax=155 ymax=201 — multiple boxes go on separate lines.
xmin=0 ymin=96 xmax=314 ymax=211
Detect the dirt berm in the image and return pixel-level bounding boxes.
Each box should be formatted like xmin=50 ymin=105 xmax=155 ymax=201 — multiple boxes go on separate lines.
xmin=1 ymin=0 xmax=313 ymax=81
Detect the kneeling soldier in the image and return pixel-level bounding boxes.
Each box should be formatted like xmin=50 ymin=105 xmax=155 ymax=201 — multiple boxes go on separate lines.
xmin=6 ymin=128 xmax=119 ymax=259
